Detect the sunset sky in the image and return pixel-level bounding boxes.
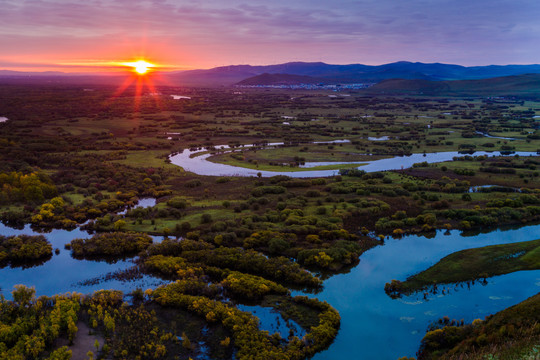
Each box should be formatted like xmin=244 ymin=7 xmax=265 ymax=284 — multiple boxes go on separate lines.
xmin=1 ymin=0 xmax=539 ymax=72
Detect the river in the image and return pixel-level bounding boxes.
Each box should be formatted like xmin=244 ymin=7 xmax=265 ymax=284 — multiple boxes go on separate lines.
xmin=1 ymin=223 xmax=539 ymax=359
xmin=2 ymin=144 xmax=540 ymax=358
xmin=169 ymin=143 xmax=539 ymax=178
xmin=308 ymin=224 xmax=540 ymax=359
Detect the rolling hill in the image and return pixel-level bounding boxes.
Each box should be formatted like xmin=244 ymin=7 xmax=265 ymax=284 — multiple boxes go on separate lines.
xmin=367 ymin=73 xmax=540 ymax=96
xmin=236 ymin=73 xmax=322 ymax=86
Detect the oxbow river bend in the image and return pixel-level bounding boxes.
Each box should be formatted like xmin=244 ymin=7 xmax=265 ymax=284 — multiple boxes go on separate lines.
xmin=169 ymin=142 xmax=539 ymax=177
xmin=2 ymin=146 xmax=540 ymax=359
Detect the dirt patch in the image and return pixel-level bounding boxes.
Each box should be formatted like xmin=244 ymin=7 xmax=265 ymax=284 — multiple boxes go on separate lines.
xmin=56 ymin=321 xmax=104 ymax=360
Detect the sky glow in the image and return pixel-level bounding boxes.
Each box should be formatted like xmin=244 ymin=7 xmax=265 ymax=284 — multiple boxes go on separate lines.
xmin=0 ymin=0 xmax=539 ymax=72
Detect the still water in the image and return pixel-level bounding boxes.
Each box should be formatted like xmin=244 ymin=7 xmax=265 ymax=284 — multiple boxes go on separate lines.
xmin=1 ymin=222 xmax=539 ymax=359
xmin=309 ymin=224 xmax=540 ymax=359
xmin=0 ymin=224 xmax=165 ymax=298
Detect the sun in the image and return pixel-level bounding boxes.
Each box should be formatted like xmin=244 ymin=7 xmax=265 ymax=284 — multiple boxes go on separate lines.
xmin=121 ymin=60 xmax=155 ymax=75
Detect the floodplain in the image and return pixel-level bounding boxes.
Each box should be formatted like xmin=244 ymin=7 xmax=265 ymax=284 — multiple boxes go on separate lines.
xmin=0 ymin=84 xmax=539 ymax=359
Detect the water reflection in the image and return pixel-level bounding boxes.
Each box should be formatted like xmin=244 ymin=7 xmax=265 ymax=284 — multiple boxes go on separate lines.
xmin=307 ymin=224 xmax=540 ymax=359
xmin=1 ymin=217 xmax=540 ymax=359
xmin=0 ymin=223 xmax=165 ymax=299
xmin=236 ymin=304 xmax=306 ymax=339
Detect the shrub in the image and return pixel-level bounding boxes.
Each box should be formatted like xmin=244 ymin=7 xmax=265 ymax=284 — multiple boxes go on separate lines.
xmin=184 ymin=179 xmax=202 ymax=188
xmin=167 ymin=197 xmax=189 ymax=209
xmin=201 ymin=213 xmax=212 ymax=224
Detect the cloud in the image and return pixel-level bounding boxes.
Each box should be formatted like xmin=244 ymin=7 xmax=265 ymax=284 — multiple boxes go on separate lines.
xmin=0 ymin=0 xmax=539 ymax=68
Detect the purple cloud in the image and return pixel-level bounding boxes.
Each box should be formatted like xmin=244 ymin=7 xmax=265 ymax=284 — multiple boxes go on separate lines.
xmin=0 ymin=0 xmax=539 ymax=70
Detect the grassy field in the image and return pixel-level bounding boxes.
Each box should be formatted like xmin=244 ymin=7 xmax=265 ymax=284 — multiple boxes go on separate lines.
xmin=206 ymin=152 xmax=368 ymax=172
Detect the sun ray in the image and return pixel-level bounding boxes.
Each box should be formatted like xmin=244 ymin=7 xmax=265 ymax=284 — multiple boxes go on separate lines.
xmin=120 ymin=60 xmax=156 ymax=75
xmin=106 ymin=59 xmax=164 ymax=113
xmin=134 ymin=76 xmax=143 ymax=112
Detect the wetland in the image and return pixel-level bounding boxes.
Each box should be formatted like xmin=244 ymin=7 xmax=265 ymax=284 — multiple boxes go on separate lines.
xmin=0 ymin=84 xmax=539 ymax=359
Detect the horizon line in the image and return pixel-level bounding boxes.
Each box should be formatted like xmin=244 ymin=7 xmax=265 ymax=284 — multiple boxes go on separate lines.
xmin=2 ymin=60 xmax=540 ymax=75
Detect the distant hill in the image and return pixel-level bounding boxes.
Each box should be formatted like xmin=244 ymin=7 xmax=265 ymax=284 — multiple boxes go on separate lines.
xmin=367 ymin=73 xmax=540 ymax=96
xmin=236 ymin=73 xmax=321 ymax=85
xmin=3 ymin=61 xmax=540 ymax=88
xmin=168 ymin=61 xmax=540 ymax=86
xmin=0 ymin=70 xmax=67 ymax=76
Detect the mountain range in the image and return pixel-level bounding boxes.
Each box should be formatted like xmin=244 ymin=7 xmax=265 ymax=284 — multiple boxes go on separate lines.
xmin=168 ymin=61 xmax=540 ymax=86
xmin=2 ymin=61 xmax=540 ymax=91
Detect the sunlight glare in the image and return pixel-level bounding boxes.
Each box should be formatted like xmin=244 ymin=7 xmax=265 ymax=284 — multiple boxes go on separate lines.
xmin=122 ymin=60 xmax=155 ymax=75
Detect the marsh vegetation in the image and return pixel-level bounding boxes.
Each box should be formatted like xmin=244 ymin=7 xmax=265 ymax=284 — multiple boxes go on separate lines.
xmin=0 ymin=83 xmax=539 ymax=358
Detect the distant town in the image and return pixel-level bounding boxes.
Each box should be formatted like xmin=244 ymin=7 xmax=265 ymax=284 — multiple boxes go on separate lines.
xmin=236 ymin=82 xmax=374 ymax=90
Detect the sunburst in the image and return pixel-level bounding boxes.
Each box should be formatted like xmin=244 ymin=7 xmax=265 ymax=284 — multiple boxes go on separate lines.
xmin=121 ymin=60 xmax=155 ymax=75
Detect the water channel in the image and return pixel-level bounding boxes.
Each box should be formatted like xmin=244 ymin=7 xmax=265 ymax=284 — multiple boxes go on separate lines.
xmin=1 ymin=143 xmax=540 ymax=358
xmin=169 ymin=142 xmax=539 ymax=178
xmin=2 ymin=222 xmax=539 ymax=359
xmin=307 ymin=224 xmax=540 ymax=359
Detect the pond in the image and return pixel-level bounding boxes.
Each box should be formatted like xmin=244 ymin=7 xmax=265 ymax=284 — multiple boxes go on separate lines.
xmin=468 ymin=185 xmax=522 ymax=193
xmin=307 ymin=224 xmax=540 ymax=359
xmin=368 ymin=136 xmax=390 ymax=141
xmin=169 ymin=142 xmax=539 ymax=178
xmin=117 ymin=197 xmax=157 ymax=215
xmin=0 ymin=223 xmax=166 ymax=298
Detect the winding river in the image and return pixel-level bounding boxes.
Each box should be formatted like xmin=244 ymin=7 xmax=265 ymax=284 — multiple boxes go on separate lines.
xmin=2 ymin=145 xmax=540 ymax=358
xmin=169 ymin=142 xmax=539 ymax=178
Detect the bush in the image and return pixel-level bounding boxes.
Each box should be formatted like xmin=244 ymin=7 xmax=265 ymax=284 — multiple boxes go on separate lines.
xmin=251 ymin=185 xmax=286 ymax=197
xmin=67 ymin=232 xmax=152 ymax=258
xmin=0 ymin=235 xmax=52 ymax=267
xmin=184 ymin=179 xmax=202 ymax=188
xmin=167 ymin=197 xmax=189 ymax=209
xmin=306 ymin=190 xmax=321 ymax=197
xmin=216 ymin=177 xmax=230 ymax=183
